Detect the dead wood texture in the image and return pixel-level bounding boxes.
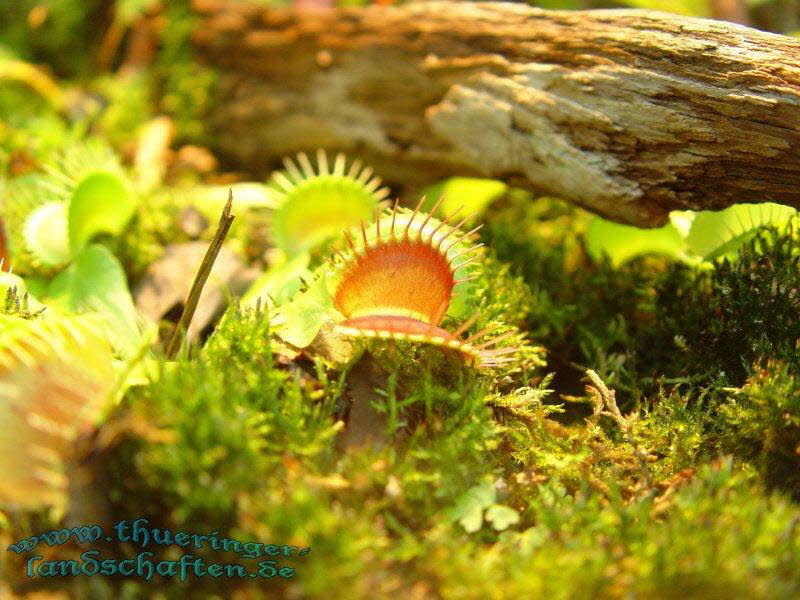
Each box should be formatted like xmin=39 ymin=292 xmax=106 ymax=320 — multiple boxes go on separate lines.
xmin=192 ymin=0 xmax=800 ymax=226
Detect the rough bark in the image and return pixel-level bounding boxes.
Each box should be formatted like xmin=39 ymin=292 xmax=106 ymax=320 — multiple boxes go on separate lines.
xmin=192 ymin=0 xmax=800 ymax=226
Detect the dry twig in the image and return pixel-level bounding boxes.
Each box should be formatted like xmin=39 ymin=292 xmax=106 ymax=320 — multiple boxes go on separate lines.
xmin=585 ymin=369 xmax=653 ymax=493
xmin=165 ymin=190 xmax=235 ymax=358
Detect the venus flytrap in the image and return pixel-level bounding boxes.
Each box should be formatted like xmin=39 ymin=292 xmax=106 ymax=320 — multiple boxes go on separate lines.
xmin=269 ymin=149 xmax=390 ymax=256
xmin=22 ymin=200 xmax=71 ymax=267
xmin=243 ymin=150 xmax=389 ymax=311
xmin=585 ymin=202 xmax=798 ymax=267
xmin=3 ymin=140 xmax=144 ymax=357
xmin=0 ymin=316 xmax=116 ymax=513
xmin=2 ymin=173 xmax=62 ymax=274
xmin=272 ymin=199 xmax=522 ymax=370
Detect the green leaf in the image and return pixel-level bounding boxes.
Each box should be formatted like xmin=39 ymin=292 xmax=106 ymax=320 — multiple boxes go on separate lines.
xmin=241 ymin=252 xmax=311 ymax=309
xmin=585 ymin=216 xmax=687 ymax=266
xmin=616 ymin=0 xmax=709 ymax=17
xmin=423 ymin=177 xmax=508 ymax=222
xmin=685 ymin=203 xmax=797 ymax=261
xmin=46 ymin=244 xmax=140 ymax=358
xmin=449 ymin=482 xmax=496 ymax=533
xmin=274 ymin=273 xmax=342 ymax=348
xmin=68 ymin=172 xmax=136 ymax=255
xmin=485 ymin=504 xmax=520 ymax=531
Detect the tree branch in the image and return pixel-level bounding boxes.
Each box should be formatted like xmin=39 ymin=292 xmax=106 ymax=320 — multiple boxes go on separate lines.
xmin=192 ymin=0 xmax=800 ymax=226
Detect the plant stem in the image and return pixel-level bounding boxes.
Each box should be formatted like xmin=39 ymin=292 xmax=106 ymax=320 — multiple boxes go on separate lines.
xmin=165 ymin=190 xmax=235 ymax=359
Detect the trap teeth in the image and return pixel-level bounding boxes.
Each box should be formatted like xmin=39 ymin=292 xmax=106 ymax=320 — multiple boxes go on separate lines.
xmin=0 ymin=317 xmax=115 ymax=509
xmin=269 ymin=150 xmax=390 ymax=255
xmin=322 ymin=200 xmax=516 ymax=368
xmin=330 ymin=200 xmax=458 ymax=328
xmin=22 ymin=201 xmax=71 ymax=268
xmin=333 ymin=315 xmax=519 ymax=369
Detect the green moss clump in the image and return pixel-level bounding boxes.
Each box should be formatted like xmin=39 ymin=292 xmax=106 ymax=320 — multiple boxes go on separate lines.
xmin=110 ymin=190 xmax=186 ymax=282
xmin=717 ymin=361 xmax=800 ymax=498
xmin=484 ymin=194 xmax=665 ymax=403
xmin=428 ymin=460 xmax=800 ymax=599
xmin=108 ymin=306 xmax=342 ymax=527
xmin=4 ymin=286 xmax=800 ymax=599
xmin=487 ymin=196 xmax=800 ymax=403
xmin=96 ymin=306 xmax=511 ymax=597
xmin=648 ymin=226 xmax=800 ymax=386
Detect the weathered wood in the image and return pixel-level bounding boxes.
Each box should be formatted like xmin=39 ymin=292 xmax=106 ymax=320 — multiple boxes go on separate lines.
xmin=192 ymin=0 xmax=800 ymax=226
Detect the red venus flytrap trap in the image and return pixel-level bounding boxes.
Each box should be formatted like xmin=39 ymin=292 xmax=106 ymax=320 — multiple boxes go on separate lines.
xmin=324 ymin=197 xmax=520 ymax=368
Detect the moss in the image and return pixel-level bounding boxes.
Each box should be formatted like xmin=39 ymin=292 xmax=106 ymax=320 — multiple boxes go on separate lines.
xmin=487 ymin=196 xmax=800 ymax=404
xmin=110 ymin=189 xmax=186 ymax=282
xmin=73 ymin=297 xmax=797 ymax=598
xmin=645 ymin=226 xmax=800 ymax=386
xmin=484 ymin=194 xmax=669 ymax=404
xmin=718 ymin=361 xmax=800 ymax=498
xmin=109 ymin=307 xmax=341 ymax=524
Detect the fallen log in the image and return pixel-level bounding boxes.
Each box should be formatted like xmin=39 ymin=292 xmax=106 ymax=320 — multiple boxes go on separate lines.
xmin=192 ymin=0 xmax=800 ymax=226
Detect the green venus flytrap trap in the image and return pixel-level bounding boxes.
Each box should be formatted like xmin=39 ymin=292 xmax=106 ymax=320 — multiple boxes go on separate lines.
xmin=2 ymin=140 xmax=144 ymax=358
xmin=268 ymin=149 xmax=390 ymax=256
xmin=5 ymin=139 xmax=134 ymax=273
xmin=243 ymin=150 xmax=390 ymax=309
xmin=22 ymin=200 xmax=71 ymax=267
xmin=585 ymin=202 xmax=798 ymax=267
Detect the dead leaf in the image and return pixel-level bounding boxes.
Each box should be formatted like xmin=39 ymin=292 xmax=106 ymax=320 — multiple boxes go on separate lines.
xmin=308 ymin=320 xmax=356 ymax=365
